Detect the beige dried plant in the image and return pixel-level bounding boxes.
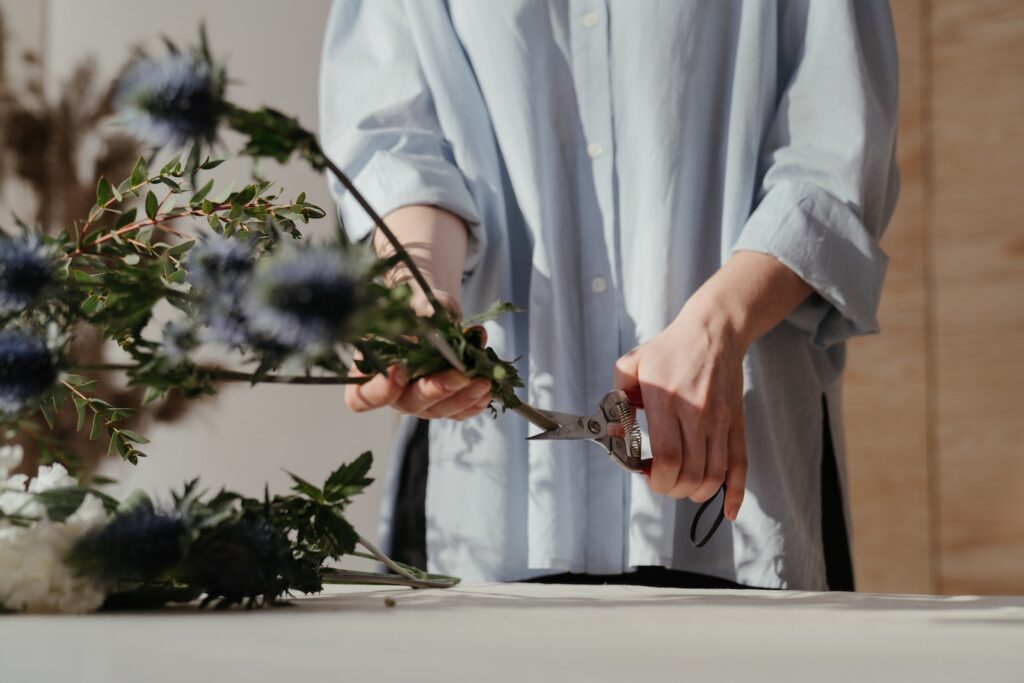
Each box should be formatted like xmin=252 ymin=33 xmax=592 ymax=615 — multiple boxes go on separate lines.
xmin=0 ymin=10 xmax=193 ymax=473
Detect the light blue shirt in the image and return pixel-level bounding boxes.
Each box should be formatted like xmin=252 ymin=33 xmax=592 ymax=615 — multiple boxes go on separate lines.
xmin=320 ymin=0 xmax=899 ymax=589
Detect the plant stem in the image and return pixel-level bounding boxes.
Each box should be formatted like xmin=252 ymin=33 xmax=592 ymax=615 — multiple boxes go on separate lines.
xmin=357 ymin=534 xmax=423 ymax=582
xmin=321 ymin=154 xmax=443 ymax=316
xmin=321 ymin=568 xmax=457 ymax=590
xmin=70 ymin=362 xmax=369 ymax=385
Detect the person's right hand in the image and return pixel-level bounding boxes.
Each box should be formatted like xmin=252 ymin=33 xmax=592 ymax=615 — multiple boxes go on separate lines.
xmin=343 ymin=289 xmax=494 ymax=421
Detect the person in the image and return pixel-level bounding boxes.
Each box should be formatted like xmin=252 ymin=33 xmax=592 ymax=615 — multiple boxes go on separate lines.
xmin=319 ymin=0 xmax=899 ymax=591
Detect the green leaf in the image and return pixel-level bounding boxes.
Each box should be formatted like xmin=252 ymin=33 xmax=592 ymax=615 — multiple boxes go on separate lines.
xmin=89 ymin=414 xmax=103 ymax=440
xmin=80 ymin=295 xmax=102 ymax=314
xmin=323 ymin=451 xmax=374 ymax=502
xmin=160 ymin=155 xmax=181 ymax=175
xmin=287 ymin=471 xmax=324 ymax=502
xmin=463 ymin=301 xmax=524 ymax=326
xmin=145 ymin=191 xmax=159 ymax=220
xmin=233 ymin=184 xmax=257 ymax=206
xmin=167 ymin=239 xmax=196 ymax=258
xmin=117 ymin=429 xmax=151 ymax=445
xmin=166 ymin=269 xmax=188 ymax=285
xmin=114 ymin=208 xmax=138 ymax=229
xmin=142 ymin=386 xmax=166 ymax=405
xmin=73 ymin=395 xmax=88 ymax=431
xmin=190 ymin=179 xmax=214 ymax=205
xmin=155 ymin=176 xmax=181 ymax=192
xmin=96 ymin=177 xmax=114 ymax=206
xmin=200 ymin=157 xmax=226 ymax=170
xmin=63 ymin=374 xmax=99 ymax=390
xmin=39 ymin=401 xmax=55 ymax=428
xmin=122 ymin=254 xmax=141 ymax=266
xmin=130 ymin=156 xmax=148 ymax=186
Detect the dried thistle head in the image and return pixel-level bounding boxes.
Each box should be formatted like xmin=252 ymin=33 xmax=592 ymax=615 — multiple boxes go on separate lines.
xmin=114 ymin=51 xmax=226 ymax=149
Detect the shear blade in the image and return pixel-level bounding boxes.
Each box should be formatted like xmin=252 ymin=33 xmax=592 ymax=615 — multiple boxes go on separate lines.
xmin=527 ymin=420 xmax=593 ymax=441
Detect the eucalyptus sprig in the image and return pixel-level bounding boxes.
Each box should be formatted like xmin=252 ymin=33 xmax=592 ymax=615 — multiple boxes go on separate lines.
xmin=118 ymin=26 xmax=445 ymax=317
xmin=112 ymin=28 xmax=527 ymax=399
xmin=0 ymin=150 xmax=522 ymax=468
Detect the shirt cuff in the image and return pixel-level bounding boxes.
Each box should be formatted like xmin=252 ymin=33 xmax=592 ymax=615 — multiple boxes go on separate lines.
xmin=731 ymin=180 xmax=889 ymax=348
xmin=329 ymin=150 xmax=487 ymax=274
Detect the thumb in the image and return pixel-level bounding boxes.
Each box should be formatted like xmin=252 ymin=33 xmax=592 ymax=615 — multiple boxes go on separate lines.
xmin=614 ymin=346 xmax=642 ymax=391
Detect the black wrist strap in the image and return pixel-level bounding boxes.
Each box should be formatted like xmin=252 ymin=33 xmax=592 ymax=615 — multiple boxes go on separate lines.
xmin=690 ymin=484 xmax=727 ymax=548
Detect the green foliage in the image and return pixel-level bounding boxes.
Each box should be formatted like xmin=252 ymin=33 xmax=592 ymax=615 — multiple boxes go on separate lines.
xmin=225 ymin=104 xmax=327 ymax=170
xmin=3 ymin=25 xmax=529 ymax=476
xmin=56 ymin=454 xmax=381 ymax=609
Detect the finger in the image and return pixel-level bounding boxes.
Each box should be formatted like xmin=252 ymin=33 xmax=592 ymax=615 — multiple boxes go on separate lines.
xmin=345 ymin=366 xmax=408 ymax=413
xmin=644 ymin=388 xmax=683 ymax=495
xmin=450 ymin=393 xmax=494 ymax=421
xmin=421 ymin=378 xmax=492 ymax=419
xmin=394 ymin=369 xmax=472 ymax=414
xmin=724 ymin=419 xmax=748 ymax=520
xmin=670 ymin=404 xmax=705 ymax=500
xmin=691 ymin=420 xmax=728 ymax=503
xmin=614 ymin=348 xmax=642 ymax=391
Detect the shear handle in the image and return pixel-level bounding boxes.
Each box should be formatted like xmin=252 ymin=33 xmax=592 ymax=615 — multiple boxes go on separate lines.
xmin=625 ymin=385 xmax=726 ymax=547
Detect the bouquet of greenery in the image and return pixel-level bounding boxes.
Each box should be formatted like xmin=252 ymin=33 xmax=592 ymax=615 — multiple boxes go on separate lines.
xmin=0 ymin=28 xmax=525 ymax=611
xmin=0 ymin=444 xmax=454 ymax=613
xmin=0 ymin=28 xmax=523 ymax=467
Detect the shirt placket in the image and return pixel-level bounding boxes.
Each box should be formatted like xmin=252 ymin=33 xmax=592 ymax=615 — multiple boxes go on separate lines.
xmin=570 ymin=0 xmax=626 ymax=574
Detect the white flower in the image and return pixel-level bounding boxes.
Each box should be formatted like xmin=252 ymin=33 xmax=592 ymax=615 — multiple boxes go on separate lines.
xmin=28 ymin=463 xmax=76 ymax=493
xmin=0 ymin=444 xmax=23 ymax=478
xmin=68 ymin=492 xmax=108 ymax=527
xmin=0 ymin=493 xmax=108 ymax=614
xmin=1 ymin=462 xmax=76 ymax=521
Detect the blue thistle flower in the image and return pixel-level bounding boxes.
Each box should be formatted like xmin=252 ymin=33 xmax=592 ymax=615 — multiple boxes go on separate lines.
xmin=245 ymin=248 xmax=361 ymax=352
xmin=70 ymin=504 xmax=188 ymax=583
xmin=0 ymin=329 xmax=59 ymax=417
xmin=186 ymin=236 xmax=256 ymax=347
xmin=115 ymin=54 xmax=225 ymax=148
xmin=0 ymin=235 xmax=55 ymax=315
xmin=184 ymin=517 xmax=286 ymax=606
xmin=186 ymin=234 xmax=254 ymax=292
xmin=160 ymin=321 xmax=197 ymax=365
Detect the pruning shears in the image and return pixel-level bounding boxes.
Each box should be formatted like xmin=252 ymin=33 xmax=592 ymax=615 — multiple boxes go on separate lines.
xmin=514 ymin=388 xmax=727 ymax=548
xmin=426 ymin=331 xmax=726 ymax=546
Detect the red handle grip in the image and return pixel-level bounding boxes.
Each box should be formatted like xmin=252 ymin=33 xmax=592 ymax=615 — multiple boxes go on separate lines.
xmin=624 ymin=387 xmax=643 ymax=409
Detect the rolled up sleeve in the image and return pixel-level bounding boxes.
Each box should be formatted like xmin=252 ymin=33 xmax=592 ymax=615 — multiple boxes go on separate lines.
xmin=319 ymin=0 xmax=485 ymax=270
xmin=731 ymin=0 xmax=900 ymax=348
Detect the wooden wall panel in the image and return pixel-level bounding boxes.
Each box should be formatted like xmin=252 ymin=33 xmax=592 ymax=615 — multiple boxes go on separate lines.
xmin=931 ymin=0 xmax=1024 ymax=595
xmin=844 ymin=0 xmax=933 ymax=594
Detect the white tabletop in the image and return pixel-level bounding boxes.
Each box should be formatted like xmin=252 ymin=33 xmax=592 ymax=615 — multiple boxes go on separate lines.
xmin=3 ymin=583 xmax=1023 ymax=682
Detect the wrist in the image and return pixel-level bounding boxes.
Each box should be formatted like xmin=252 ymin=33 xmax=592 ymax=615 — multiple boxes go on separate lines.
xmin=676 ymin=285 xmax=753 ymax=352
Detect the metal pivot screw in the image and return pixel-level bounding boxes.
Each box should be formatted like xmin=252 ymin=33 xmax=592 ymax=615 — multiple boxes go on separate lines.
xmin=587 ymin=419 xmax=602 ymax=434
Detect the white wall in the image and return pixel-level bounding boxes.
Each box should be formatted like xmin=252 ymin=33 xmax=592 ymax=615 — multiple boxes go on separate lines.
xmin=2 ymin=0 xmax=400 ymax=542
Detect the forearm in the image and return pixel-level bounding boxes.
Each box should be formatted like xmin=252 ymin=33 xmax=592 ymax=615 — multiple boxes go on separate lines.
xmin=680 ymin=251 xmax=813 ymax=348
xmin=374 ymin=205 xmax=469 ymax=312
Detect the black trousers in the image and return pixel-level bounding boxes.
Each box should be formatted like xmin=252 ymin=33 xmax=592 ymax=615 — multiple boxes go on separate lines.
xmin=390 ymin=396 xmax=854 ymax=591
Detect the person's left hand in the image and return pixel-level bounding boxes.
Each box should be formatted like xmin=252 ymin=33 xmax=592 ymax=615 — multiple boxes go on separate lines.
xmin=614 ymin=299 xmax=748 ymax=521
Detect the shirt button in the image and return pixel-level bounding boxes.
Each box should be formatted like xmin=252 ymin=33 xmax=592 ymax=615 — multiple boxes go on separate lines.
xmin=591 ymin=276 xmax=608 ymax=294
xmin=582 ymin=11 xmax=600 ymax=28
xmin=586 ymin=142 xmax=604 ymax=158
